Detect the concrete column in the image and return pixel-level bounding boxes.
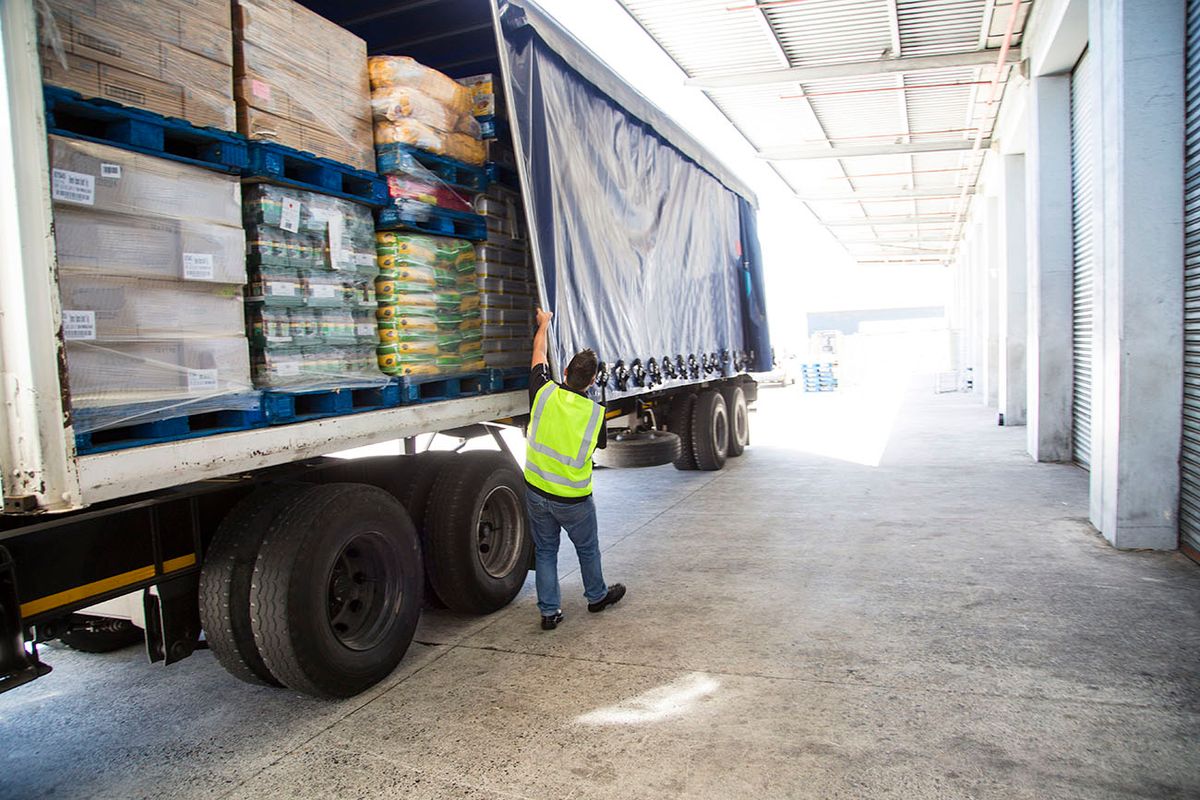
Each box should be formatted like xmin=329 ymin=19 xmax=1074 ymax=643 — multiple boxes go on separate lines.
xmin=999 ymin=154 xmax=1028 ymax=426
xmin=982 ymin=197 xmax=1000 ymax=408
xmin=1024 ymin=75 xmax=1074 ymax=462
xmin=1088 ymin=0 xmax=1184 ymax=549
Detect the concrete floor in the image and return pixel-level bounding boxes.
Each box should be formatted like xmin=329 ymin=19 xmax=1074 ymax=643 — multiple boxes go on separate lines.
xmin=2 ymin=378 xmax=1199 ymax=800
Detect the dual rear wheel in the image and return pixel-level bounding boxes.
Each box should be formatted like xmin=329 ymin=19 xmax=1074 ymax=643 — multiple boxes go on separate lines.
xmin=669 ymin=382 xmax=750 ymax=471
xmin=198 ymin=450 xmax=531 ymax=698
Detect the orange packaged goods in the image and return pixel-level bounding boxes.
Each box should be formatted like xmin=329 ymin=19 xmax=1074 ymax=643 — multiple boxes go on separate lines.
xmin=37 ymin=0 xmax=235 ymax=130
xmin=369 ymin=56 xmax=485 ymax=166
xmin=233 ymin=0 xmax=374 ymax=171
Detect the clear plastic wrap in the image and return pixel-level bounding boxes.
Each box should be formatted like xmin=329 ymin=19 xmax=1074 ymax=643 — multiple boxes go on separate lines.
xmin=55 ymin=207 xmax=247 ymax=283
xmin=59 ymin=275 xmax=245 ymax=340
xmin=49 ymin=137 xmax=242 ymax=226
xmin=243 ymin=184 xmax=385 ymax=390
xmin=374 ymin=233 xmax=484 ymax=377
xmin=233 ymin=0 xmax=374 ymax=170
xmin=369 ymin=56 xmax=485 ymax=167
xmin=65 ymin=338 xmax=257 ymax=434
xmin=38 ymin=0 xmax=236 ymax=130
xmin=373 ymin=120 xmax=485 ymax=166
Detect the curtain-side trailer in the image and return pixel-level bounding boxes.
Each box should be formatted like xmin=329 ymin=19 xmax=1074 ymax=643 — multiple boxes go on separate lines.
xmin=0 ymin=0 xmax=771 ymax=698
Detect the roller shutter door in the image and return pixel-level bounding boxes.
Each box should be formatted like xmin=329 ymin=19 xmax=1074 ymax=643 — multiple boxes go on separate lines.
xmin=1181 ymin=0 xmax=1200 ymax=555
xmin=1070 ymin=49 xmax=1095 ymax=469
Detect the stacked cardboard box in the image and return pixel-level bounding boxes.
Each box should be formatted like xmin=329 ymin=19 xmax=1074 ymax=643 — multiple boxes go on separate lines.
xmin=38 ymin=0 xmax=235 ymax=130
xmin=48 ymin=136 xmax=252 ymax=432
xmin=233 ymin=0 xmax=374 ymax=170
xmin=473 ymin=184 xmax=538 ymax=369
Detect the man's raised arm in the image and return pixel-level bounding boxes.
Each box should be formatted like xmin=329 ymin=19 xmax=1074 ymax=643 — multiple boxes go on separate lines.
xmin=532 ymin=308 xmax=552 ymax=369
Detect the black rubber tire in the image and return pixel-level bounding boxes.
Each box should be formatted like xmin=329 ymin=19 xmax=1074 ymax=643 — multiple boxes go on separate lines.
xmin=199 ymin=483 xmax=310 ymax=687
xmin=720 ymin=384 xmax=749 ymax=458
xmin=593 ymin=431 xmax=682 ymax=468
xmin=250 ymin=483 xmax=423 ymax=698
xmin=691 ymin=390 xmax=729 ymax=471
xmin=667 ymin=393 xmax=699 ymax=471
xmin=424 ymin=451 xmax=531 ymax=615
xmin=396 ymin=452 xmax=459 ymax=608
xmin=58 ymin=615 xmax=142 ymax=653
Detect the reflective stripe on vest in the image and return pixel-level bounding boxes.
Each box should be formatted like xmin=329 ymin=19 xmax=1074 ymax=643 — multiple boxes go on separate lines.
xmin=524 ymin=381 xmax=603 ymax=497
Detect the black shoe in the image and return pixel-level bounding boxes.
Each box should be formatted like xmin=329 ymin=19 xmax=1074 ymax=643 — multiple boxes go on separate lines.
xmin=541 ymin=611 xmax=564 ymax=630
xmin=588 ymin=583 xmax=626 ymax=613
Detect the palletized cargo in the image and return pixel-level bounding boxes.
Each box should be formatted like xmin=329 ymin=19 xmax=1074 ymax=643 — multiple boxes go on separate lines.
xmin=1 ymin=0 xmax=771 ymax=701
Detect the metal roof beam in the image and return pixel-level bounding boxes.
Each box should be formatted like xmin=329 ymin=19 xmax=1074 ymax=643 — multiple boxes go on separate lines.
xmin=824 ymin=215 xmax=959 ymax=227
xmin=798 ymin=187 xmax=974 ymax=202
xmin=761 ymin=140 xmax=988 ymax=160
xmin=685 ymin=49 xmax=1020 ymax=90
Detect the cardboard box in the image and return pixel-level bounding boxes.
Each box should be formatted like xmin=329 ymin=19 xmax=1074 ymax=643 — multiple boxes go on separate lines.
xmin=49 ymin=136 xmax=242 ymax=225
xmin=39 ymin=0 xmax=235 ymax=129
xmin=58 ymin=273 xmax=245 ymax=340
xmin=55 ymin=207 xmax=247 ymax=284
xmin=238 ymin=106 xmax=374 ymax=171
xmin=232 ymin=0 xmax=373 ymax=170
xmin=65 ymin=336 xmax=253 ymax=407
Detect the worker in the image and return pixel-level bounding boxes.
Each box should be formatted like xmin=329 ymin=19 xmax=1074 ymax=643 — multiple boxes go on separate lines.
xmin=524 ymin=308 xmax=626 ymax=630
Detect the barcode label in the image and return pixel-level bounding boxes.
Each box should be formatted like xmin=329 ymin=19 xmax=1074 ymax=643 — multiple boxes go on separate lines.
xmin=356 ymin=324 xmax=375 ymax=336
xmin=183 ymin=253 xmax=215 ymax=280
xmin=51 ymin=169 xmax=95 ymax=205
xmin=310 ymin=284 xmax=338 ymax=299
xmin=187 ymin=368 xmax=219 ymax=392
xmin=62 ymin=310 xmax=96 ymax=340
xmin=280 ymin=197 xmax=301 ymax=233
xmin=100 ymin=163 xmax=122 ymax=179
xmin=267 ymin=281 xmax=297 ymax=297
xmin=275 ymin=361 xmax=301 ymax=376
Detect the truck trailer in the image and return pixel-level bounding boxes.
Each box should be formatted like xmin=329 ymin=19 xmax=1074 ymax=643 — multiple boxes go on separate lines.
xmin=0 ymin=0 xmax=771 ymax=698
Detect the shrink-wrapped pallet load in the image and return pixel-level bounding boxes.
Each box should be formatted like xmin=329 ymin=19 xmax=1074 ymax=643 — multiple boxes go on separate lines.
xmin=38 ymin=0 xmax=236 ymax=130
xmin=374 ymin=233 xmax=485 ymax=378
xmin=242 ymin=184 xmax=382 ymax=389
xmin=232 ymin=0 xmax=374 ymax=170
xmin=47 ymin=136 xmax=253 ymax=432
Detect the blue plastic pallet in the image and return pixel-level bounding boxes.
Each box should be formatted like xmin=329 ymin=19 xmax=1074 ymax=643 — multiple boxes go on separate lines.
xmin=377 ymin=203 xmax=488 ymax=241
xmin=487 ymin=368 xmax=530 ymax=393
xmin=485 ymin=161 xmax=521 ymax=189
xmin=74 ymin=395 xmax=266 ymax=454
xmin=243 ymin=141 xmax=388 ymax=207
xmin=397 ymin=372 xmax=487 ymax=404
xmin=263 ymin=382 xmax=400 ymax=424
xmin=44 ymin=86 xmax=247 ymax=174
xmin=375 ymin=143 xmax=489 ymax=193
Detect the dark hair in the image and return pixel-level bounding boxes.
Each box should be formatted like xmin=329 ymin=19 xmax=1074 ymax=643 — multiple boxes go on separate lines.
xmin=564 ymin=349 xmax=599 ymax=391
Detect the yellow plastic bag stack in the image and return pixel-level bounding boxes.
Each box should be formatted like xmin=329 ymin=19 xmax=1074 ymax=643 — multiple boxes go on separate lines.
xmin=369 ymin=57 xmax=485 ymax=166
xmin=375 ymin=233 xmax=485 ymax=378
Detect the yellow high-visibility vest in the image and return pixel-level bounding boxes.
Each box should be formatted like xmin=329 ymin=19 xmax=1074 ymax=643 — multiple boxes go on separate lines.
xmin=524 ymin=380 xmax=604 ymax=498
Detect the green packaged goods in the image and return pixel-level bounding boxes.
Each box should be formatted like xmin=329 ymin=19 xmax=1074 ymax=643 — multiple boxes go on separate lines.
xmin=248 ymin=266 xmax=304 ymax=306
xmin=244 ymin=185 xmax=376 ymax=273
xmin=301 ymin=271 xmax=345 ymax=307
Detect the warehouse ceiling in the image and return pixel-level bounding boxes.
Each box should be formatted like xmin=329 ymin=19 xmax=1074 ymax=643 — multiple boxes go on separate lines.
xmin=617 ymin=0 xmax=1032 ymax=266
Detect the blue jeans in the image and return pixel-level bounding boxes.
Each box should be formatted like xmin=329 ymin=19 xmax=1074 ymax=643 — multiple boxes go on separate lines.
xmin=525 ymin=491 xmax=608 ymax=616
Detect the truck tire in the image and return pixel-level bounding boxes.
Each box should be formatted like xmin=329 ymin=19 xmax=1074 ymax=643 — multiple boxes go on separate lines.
xmin=424 ymin=451 xmax=531 ymax=614
xmin=691 ymin=390 xmax=729 ymax=471
xmin=720 ymin=384 xmax=749 ymax=458
xmin=58 ymin=615 xmax=142 ymax=653
xmin=250 ymin=483 xmax=423 ymax=698
xmin=593 ymin=431 xmax=681 ymax=468
xmin=200 ymin=483 xmax=308 ymax=687
xmin=667 ymin=393 xmax=699 ymax=470
xmin=396 ymin=451 xmax=457 ymax=608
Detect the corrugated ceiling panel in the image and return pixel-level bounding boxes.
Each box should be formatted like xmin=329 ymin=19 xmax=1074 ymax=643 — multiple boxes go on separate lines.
xmin=896 ymin=0 xmax=989 ymax=55
xmin=621 ymin=0 xmax=785 ymax=76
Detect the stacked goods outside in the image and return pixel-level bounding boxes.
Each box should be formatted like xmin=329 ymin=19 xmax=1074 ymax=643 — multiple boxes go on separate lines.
xmin=48 ymin=136 xmax=253 ymax=433
xmin=37 ymin=0 xmax=235 ymax=130
xmin=375 ymin=233 xmax=484 ymax=377
xmin=243 ymin=184 xmax=381 ymax=389
xmin=232 ymin=0 xmax=374 ymax=170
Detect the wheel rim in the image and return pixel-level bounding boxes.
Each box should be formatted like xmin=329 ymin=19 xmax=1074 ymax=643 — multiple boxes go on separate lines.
xmin=326 ymin=532 xmax=403 ymax=652
xmin=476 ymin=485 xmax=524 ymax=579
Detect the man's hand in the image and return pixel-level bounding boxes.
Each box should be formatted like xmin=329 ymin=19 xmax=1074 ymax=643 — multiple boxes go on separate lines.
xmin=532 ymin=308 xmax=552 ymax=369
